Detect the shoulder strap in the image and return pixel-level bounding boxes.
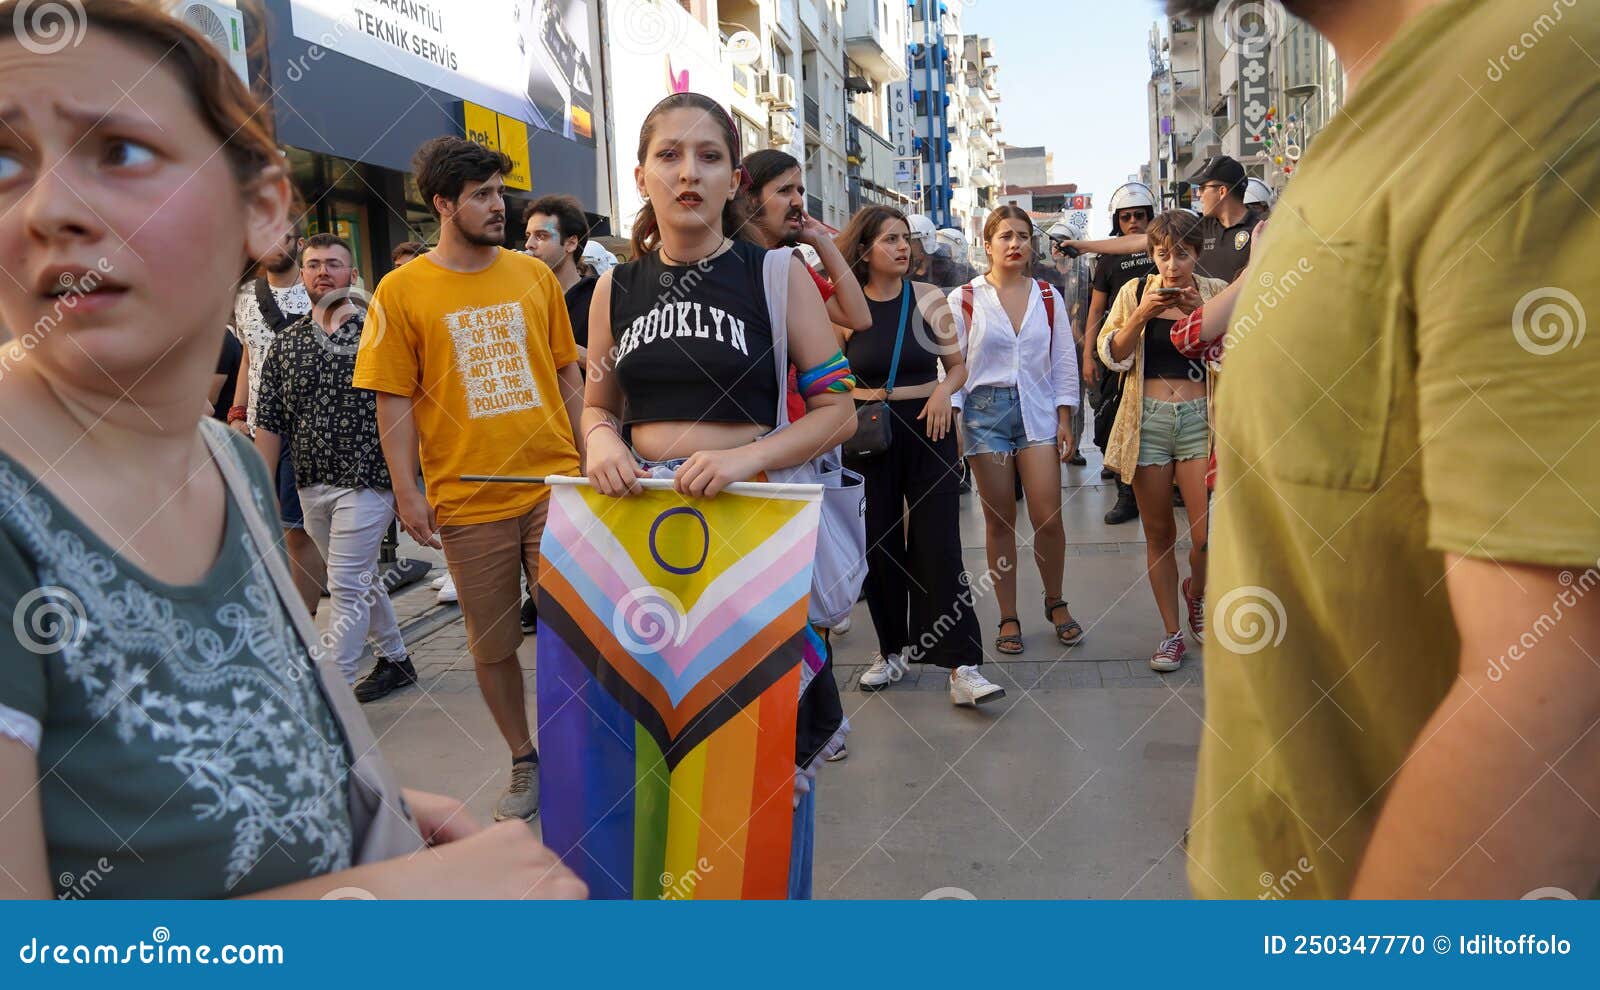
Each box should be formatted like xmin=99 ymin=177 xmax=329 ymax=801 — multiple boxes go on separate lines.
xmin=253 ymin=277 xmax=291 ymax=333
xmin=762 ymin=248 xmax=795 ymax=428
xmin=884 ymin=281 xmax=912 ymax=395
xmin=960 ymin=283 xmax=974 ymax=331
xmin=1135 ymin=275 xmax=1151 ymax=304
xmin=1036 ymin=279 xmax=1056 ymax=334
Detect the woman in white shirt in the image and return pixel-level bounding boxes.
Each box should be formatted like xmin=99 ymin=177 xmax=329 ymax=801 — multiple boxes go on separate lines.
xmin=950 ymin=207 xmax=1083 ymax=655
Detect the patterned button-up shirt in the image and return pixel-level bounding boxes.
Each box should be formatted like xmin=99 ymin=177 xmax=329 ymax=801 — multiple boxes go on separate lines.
xmin=255 ymin=312 xmax=392 ymax=491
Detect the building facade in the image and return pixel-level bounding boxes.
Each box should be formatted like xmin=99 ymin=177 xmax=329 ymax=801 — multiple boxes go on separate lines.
xmin=1001 ymin=144 xmax=1052 ymax=187
xmin=254 ymin=0 xmax=609 ymax=283
xmin=951 ymin=34 xmax=1004 ymax=251
xmin=1146 ymin=9 xmax=1343 ymax=208
xmin=844 ymin=0 xmax=912 ymax=213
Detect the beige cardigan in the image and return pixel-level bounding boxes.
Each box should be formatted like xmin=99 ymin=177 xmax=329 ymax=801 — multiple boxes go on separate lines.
xmin=1095 ymin=273 xmax=1230 ymax=481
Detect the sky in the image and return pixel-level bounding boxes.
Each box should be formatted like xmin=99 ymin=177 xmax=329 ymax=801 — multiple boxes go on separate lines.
xmin=960 ymin=0 xmax=1165 ymax=237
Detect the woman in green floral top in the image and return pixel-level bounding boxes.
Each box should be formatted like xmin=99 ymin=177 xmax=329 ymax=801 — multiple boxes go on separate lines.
xmin=0 ymin=0 xmax=584 ymax=900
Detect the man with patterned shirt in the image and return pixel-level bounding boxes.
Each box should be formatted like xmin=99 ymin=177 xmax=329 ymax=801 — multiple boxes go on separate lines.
xmin=227 ymin=223 xmax=325 ymax=615
xmin=254 ymin=234 xmax=414 ymax=700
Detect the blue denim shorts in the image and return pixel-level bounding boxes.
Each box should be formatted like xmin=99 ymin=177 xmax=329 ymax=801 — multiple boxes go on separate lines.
xmin=1137 ymin=396 xmax=1209 ymax=467
xmin=962 ymin=385 xmax=1051 ymax=457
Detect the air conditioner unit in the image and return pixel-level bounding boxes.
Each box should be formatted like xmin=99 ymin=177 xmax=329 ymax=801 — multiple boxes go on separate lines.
xmin=756 ymin=70 xmax=779 ymax=104
xmin=772 ymin=73 xmax=797 ymax=110
xmin=179 ymin=0 xmax=248 ymax=84
xmin=768 ymin=112 xmax=796 ymax=146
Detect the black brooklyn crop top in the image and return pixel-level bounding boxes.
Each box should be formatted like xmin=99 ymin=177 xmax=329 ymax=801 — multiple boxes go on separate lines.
xmin=609 ymin=239 xmax=781 ymax=426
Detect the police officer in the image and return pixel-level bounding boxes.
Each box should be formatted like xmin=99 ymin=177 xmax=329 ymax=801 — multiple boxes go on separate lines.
xmin=1244 ymin=177 xmax=1276 ymax=221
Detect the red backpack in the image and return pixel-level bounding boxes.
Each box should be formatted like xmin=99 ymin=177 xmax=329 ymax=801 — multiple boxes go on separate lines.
xmin=960 ymin=279 xmax=1057 ymax=357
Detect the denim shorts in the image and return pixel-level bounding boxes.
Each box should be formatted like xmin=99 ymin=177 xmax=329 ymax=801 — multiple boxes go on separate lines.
xmin=1137 ymin=396 xmax=1209 ymax=467
xmin=962 ymin=385 xmax=1051 ymax=457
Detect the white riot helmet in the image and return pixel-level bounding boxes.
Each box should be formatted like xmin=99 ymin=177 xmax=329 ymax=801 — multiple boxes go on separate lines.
xmin=905 ymin=213 xmax=938 ymax=253
xmin=1108 ymin=182 xmax=1157 ymax=234
xmin=935 ymin=227 xmax=966 ymax=257
xmin=581 ymin=240 xmax=617 ymax=275
xmin=1244 ymin=177 xmax=1275 ymax=209
xmin=1047 ymin=219 xmax=1086 ymax=242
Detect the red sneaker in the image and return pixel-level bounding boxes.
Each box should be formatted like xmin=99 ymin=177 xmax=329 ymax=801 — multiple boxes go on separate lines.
xmin=1150 ymin=632 xmax=1186 ymax=673
xmin=1182 ymin=577 xmax=1205 ymax=638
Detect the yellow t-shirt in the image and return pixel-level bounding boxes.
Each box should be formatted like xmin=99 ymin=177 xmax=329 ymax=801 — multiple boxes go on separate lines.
xmin=354 ymin=249 xmax=579 ymax=526
xmin=1191 ymin=0 xmax=1600 ymax=899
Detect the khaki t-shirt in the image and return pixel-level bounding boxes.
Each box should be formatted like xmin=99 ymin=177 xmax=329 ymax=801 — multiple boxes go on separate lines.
xmin=354 ymin=249 xmax=579 ymax=526
xmin=1191 ymin=0 xmax=1600 ymax=898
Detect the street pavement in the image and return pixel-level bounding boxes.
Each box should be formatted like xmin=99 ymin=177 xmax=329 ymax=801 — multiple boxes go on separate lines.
xmin=342 ymin=439 xmax=1208 ymax=900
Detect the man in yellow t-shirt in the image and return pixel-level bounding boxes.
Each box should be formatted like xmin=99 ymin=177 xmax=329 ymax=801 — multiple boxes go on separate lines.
xmin=1169 ymin=0 xmax=1600 ymax=898
xmin=354 ymin=137 xmax=582 ymax=823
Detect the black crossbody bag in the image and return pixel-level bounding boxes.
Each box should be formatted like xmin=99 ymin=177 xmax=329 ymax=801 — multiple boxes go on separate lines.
xmin=842 ymin=281 xmax=911 ymax=462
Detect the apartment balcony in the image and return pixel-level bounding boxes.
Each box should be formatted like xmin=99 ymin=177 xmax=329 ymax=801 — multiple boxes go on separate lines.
xmin=804 ymin=94 xmax=821 ymax=133
xmin=844 ymin=0 xmax=907 ymax=82
xmin=965 ymin=83 xmax=995 ymax=117
xmin=970 ymin=167 xmax=998 ymax=189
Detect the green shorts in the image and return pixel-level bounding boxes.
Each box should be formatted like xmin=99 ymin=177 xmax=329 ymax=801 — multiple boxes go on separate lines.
xmin=1137 ymin=396 xmax=1209 ymax=467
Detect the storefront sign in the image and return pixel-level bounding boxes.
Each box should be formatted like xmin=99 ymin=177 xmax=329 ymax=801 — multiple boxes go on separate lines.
xmin=461 ymin=102 xmax=533 ymax=190
xmin=290 ymin=0 xmax=596 ymax=145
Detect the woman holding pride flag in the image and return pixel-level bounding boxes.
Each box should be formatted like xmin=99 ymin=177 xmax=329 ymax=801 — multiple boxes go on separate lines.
xmin=574 ymin=93 xmax=857 ymax=898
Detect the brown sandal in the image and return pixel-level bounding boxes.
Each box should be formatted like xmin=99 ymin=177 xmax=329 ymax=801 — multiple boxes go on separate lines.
xmin=1045 ymin=597 xmax=1085 ymax=646
xmin=995 ymin=616 xmax=1024 ymax=655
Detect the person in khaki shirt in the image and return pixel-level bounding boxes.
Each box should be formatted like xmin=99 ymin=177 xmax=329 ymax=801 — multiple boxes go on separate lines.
xmin=1169 ymin=0 xmax=1600 ymax=898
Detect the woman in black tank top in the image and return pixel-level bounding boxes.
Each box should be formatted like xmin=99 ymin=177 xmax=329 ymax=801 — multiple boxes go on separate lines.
xmin=578 ymin=93 xmax=857 ymax=899
xmin=836 ymin=207 xmax=996 ymax=703
xmin=583 ymin=94 xmax=854 ymax=496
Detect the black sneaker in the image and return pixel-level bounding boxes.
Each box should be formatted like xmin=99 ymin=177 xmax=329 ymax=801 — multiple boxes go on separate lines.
xmin=1067 ymin=452 xmax=1087 ymax=466
xmin=1100 ymin=467 xmax=1116 ymax=480
xmin=520 ymin=596 xmax=538 ymax=634
xmin=1104 ymin=486 xmax=1140 ymax=525
xmin=354 ymin=655 xmax=418 ymax=703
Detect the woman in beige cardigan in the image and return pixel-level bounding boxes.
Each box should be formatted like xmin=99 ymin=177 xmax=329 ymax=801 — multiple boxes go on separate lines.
xmin=1096 ymin=211 xmax=1228 ymax=672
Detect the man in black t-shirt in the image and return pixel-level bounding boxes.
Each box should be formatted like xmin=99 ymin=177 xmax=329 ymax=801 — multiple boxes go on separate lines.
xmin=1188 ymin=155 xmax=1263 ymax=282
xmin=524 ymin=194 xmax=599 ymax=359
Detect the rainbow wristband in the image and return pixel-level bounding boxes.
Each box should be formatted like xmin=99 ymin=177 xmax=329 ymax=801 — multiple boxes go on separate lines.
xmin=796 ymin=351 xmax=856 ymax=398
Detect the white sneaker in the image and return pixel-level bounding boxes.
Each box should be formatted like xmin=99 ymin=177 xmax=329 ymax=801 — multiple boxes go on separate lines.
xmin=435 ymin=574 xmax=458 ymax=604
xmin=859 ymin=652 xmax=907 ymax=692
xmin=950 ymin=665 xmax=1005 ymax=707
xmin=832 ymin=614 xmax=852 ymax=635
xmin=431 ymin=573 xmax=449 ymax=590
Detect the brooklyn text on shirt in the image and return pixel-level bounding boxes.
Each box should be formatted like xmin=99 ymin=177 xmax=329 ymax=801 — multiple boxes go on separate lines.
xmin=446 ymin=302 xmax=543 ymax=418
xmin=614 ymin=301 xmax=752 ymax=361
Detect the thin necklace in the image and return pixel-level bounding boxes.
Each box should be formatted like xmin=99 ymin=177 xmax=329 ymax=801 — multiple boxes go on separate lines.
xmin=660 ymin=237 xmax=731 ymax=267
